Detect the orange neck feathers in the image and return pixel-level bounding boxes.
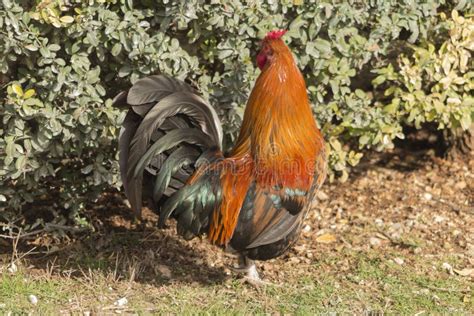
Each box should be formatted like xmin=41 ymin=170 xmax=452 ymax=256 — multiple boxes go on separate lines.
xmin=231 ymin=38 xmax=323 ymax=190
xmin=208 ymin=36 xmax=324 ymax=245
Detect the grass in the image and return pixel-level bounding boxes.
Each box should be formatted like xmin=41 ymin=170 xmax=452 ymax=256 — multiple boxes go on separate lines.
xmin=1 ymin=273 xmax=68 ymax=314
xmin=1 ymin=248 xmax=471 ymax=314
xmin=4 ymin=147 xmax=474 ymax=313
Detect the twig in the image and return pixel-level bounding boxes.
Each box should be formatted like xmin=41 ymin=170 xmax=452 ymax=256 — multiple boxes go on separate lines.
xmin=376 ymin=229 xmax=418 ymax=249
xmin=0 ymin=229 xmax=45 ymax=239
xmin=434 ymin=198 xmax=474 ymax=215
xmin=0 ymin=223 xmax=90 ymax=240
xmin=417 ymin=283 xmax=471 ymax=294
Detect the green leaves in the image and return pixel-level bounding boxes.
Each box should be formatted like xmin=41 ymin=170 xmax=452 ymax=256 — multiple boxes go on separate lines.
xmin=0 ymin=1 xmax=472 ymax=224
xmin=118 ymin=65 xmax=132 ymax=77
xmin=59 ymin=15 xmax=74 ymax=24
xmin=12 ymin=84 xmax=23 ymax=97
xmin=313 ymin=39 xmax=332 ymax=56
xmin=111 ymin=43 xmax=122 ymax=56
xmin=23 ymin=89 xmax=35 ymax=99
xmin=374 ymin=11 xmax=473 ymax=133
xmin=372 ymin=75 xmax=386 ymax=87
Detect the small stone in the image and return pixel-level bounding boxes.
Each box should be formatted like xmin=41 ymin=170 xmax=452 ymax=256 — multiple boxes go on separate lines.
xmin=28 ymin=294 xmax=38 ymax=305
xmin=393 ymin=257 xmax=404 ymax=265
xmin=452 ymin=229 xmax=461 ymax=237
xmin=303 ymin=225 xmax=311 ymax=233
xmin=391 ymin=222 xmax=403 ymax=232
xmin=294 ymin=245 xmax=306 ymax=253
xmin=423 ymin=192 xmax=432 ymax=201
xmin=316 ymin=191 xmax=329 ymax=201
xmin=289 ymin=257 xmax=301 ymax=263
xmin=442 ymin=262 xmax=454 ymax=275
xmin=433 ymin=215 xmax=445 ymax=223
xmin=370 ymin=237 xmax=381 ymax=247
xmin=7 ymin=262 xmax=17 ymax=274
xmin=374 ymin=218 xmax=384 ymax=227
xmin=114 ymin=297 xmax=128 ymax=307
xmin=455 ymin=181 xmax=467 ymax=190
xmin=467 ymin=244 xmax=474 ymax=257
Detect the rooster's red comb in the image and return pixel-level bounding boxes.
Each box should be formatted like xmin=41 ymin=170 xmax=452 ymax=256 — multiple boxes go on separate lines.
xmin=264 ymin=29 xmax=287 ymax=41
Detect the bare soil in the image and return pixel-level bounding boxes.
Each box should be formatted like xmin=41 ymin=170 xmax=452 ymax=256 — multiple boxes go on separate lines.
xmin=1 ymin=146 xmax=473 ymax=314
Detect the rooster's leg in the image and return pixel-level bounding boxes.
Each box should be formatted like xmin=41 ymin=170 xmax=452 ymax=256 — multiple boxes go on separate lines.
xmin=229 ymin=254 xmax=261 ymax=283
xmin=240 ymin=255 xmax=260 ymax=281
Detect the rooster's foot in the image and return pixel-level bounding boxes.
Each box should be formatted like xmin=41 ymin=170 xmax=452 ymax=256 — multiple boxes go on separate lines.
xmin=242 ymin=264 xmax=268 ymax=287
xmin=242 ymin=266 xmax=275 ymax=287
xmin=229 ymin=255 xmax=273 ymax=287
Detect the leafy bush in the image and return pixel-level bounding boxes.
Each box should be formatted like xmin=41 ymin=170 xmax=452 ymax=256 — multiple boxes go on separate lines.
xmin=0 ymin=0 xmax=472 ymax=228
xmin=373 ymin=10 xmax=473 ymax=132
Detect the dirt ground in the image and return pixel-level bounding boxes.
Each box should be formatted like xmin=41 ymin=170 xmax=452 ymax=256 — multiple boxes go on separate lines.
xmin=0 ymin=146 xmax=473 ymax=314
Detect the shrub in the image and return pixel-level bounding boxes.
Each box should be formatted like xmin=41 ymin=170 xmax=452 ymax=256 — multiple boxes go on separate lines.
xmin=0 ymin=0 xmax=472 ymax=229
xmin=373 ymin=10 xmax=473 ymax=132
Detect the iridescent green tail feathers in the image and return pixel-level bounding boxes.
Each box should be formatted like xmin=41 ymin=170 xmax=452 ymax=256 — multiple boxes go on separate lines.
xmin=113 ymin=75 xmax=223 ymax=218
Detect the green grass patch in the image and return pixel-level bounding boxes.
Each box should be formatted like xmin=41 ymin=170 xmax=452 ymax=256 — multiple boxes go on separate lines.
xmin=1 ymin=250 xmax=472 ymax=314
xmin=0 ymin=272 xmax=69 ymax=314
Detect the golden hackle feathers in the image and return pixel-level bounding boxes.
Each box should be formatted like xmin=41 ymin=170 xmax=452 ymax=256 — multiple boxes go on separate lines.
xmin=232 ymin=38 xmax=323 ymax=190
xmin=208 ymin=37 xmax=324 ymax=245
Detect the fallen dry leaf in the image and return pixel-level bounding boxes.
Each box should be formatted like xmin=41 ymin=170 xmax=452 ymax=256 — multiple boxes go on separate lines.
xmin=453 ymin=268 xmax=474 ymax=277
xmin=156 ymin=264 xmax=172 ymax=278
xmin=316 ymin=233 xmax=337 ymax=244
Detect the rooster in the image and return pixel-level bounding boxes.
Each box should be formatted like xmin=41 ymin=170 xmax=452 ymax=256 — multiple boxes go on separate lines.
xmin=113 ymin=30 xmax=327 ymax=284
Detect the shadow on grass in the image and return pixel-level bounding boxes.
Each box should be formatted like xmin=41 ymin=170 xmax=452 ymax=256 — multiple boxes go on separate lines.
xmin=3 ymin=193 xmax=229 ymax=287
